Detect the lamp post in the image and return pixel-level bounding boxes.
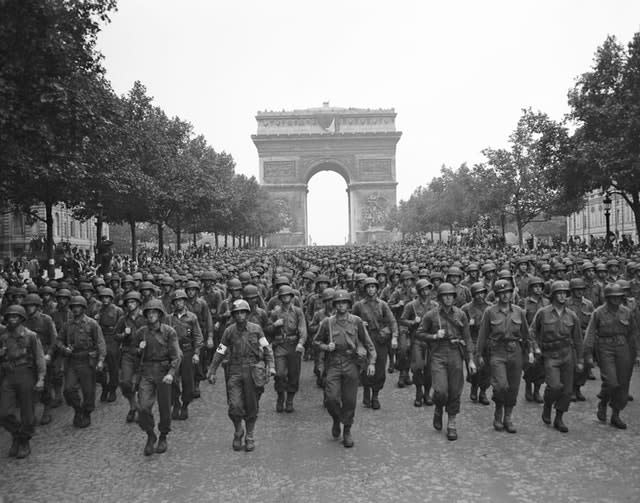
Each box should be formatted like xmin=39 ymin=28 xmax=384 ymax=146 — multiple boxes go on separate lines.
xmin=95 ymin=201 xmax=104 ymax=259
xmin=603 ymin=191 xmax=612 ymax=249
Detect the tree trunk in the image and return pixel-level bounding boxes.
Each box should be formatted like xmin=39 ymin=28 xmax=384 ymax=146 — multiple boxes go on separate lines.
xmin=500 ymin=213 xmax=506 ymax=240
xmin=430 ymin=230 xmax=434 ymax=241
xmin=128 ymin=216 xmax=137 ymax=259
xmin=45 ymin=201 xmax=55 ymax=279
xmin=224 ymin=233 xmax=228 ymax=247
xmin=516 ymin=213 xmax=524 ymax=249
xmin=158 ymin=223 xmax=164 ymax=253
xmin=193 ymin=229 xmax=197 ymax=248
xmin=214 ymin=232 xmax=219 ymax=248
xmin=438 ymin=225 xmax=442 ymax=242
xmin=631 ymin=193 xmax=640 ymax=243
xmin=176 ymin=221 xmax=181 ymax=251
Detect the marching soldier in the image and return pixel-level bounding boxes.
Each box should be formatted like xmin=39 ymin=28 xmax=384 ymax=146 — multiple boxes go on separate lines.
xmin=207 ymin=299 xmax=275 ymax=452
xmin=521 ymin=277 xmax=549 ymax=403
xmin=388 ymin=271 xmax=415 ymax=387
xmin=96 ymin=288 xmax=123 ymax=403
xmin=314 ymin=290 xmax=376 ymax=448
xmin=566 ymin=278 xmax=594 ymax=401
xmin=184 ymin=280 xmax=214 ymax=398
xmin=309 ymin=288 xmax=336 ymax=387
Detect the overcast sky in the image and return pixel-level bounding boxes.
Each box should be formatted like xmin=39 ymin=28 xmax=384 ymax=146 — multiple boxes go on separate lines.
xmin=97 ymin=1 xmax=640 ymax=245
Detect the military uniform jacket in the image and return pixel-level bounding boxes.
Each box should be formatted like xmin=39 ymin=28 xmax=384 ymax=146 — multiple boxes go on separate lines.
xmin=97 ymin=303 xmax=124 ymax=339
xmin=114 ymin=309 xmax=147 ymax=355
xmin=461 ymin=300 xmax=491 ymax=341
xmin=203 ymin=287 xmax=223 ymax=322
xmin=305 ymin=292 xmax=325 ymax=323
xmin=583 ymin=279 xmax=603 ymax=307
xmin=57 ymin=314 xmax=106 ymax=360
xmin=24 ymin=312 xmax=57 ymax=356
xmin=531 ymin=305 xmax=583 ymax=363
xmin=566 ymin=296 xmax=594 ymax=331
xmin=584 ymin=304 xmax=640 ymax=354
xmin=475 ymin=303 xmax=532 ymax=357
xmin=417 ymin=305 xmax=473 ymax=359
xmin=453 ymin=284 xmax=472 ymax=308
xmin=0 ymin=324 xmax=46 ymax=380
xmin=269 ymin=304 xmax=307 ymax=346
xmin=210 ymin=321 xmax=274 ymax=372
xmin=52 ymin=306 xmax=71 ymax=333
xmin=401 ymin=298 xmax=439 ymax=336
xmin=136 ymin=323 xmax=181 ymax=376
xmin=314 ymin=313 xmax=377 ymax=367
xmin=167 ymin=310 xmax=203 ymax=353
xmin=352 ymin=298 xmax=398 ymax=342
xmin=247 ymin=306 xmax=271 ymax=335
xmin=521 ymin=295 xmax=550 ymax=325
xmin=187 ymin=297 xmax=213 ymax=340
xmin=309 ymin=308 xmax=333 ymax=338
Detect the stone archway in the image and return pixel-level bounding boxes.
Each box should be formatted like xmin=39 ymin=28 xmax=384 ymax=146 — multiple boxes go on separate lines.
xmin=252 ymin=104 xmax=401 ymax=247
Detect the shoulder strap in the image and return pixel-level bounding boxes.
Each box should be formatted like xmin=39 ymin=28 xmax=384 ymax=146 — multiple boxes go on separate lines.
xmin=328 ymin=316 xmax=333 ymax=344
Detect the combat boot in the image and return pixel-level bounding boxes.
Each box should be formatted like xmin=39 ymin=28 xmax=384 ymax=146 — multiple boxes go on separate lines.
xmin=414 ymin=386 xmax=424 ymax=407
xmin=503 ymin=406 xmax=516 ymax=433
xmin=107 ymin=390 xmax=116 ymax=402
xmin=533 ymin=383 xmax=544 ymax=403
xmin=423 ymin=388 xmax=433 ymax=406
xmin=397 ymin=374 xmax=406 ymax=388
xmin=574 ymin=387 xmax=586 ymax=402
xmin=179 ymin=404 xmax=189 ymax=420
xmin=524 ymin=382 xmax=533 ymax=402
xmin=232 ymin=420 xmax=245 ymax=451
xmin=470 ymin=384 xmax=478 ymax=403
xmin=172 ymin=404 xmax=181 ymax=420
xmin=493 ymin=404 xmax=504 ymax=431
xmin=433 ymin=406 xmax=443 ymax=431
xmin=403 ymin=372 xmax=413 ymax=386
xmin=100 ymin=388 xmax=108 ymax=402
xmin=72 ymin=409 xmax=82 ymax=428
xmin=193 ymin=381 xmax=201 ymax=399
xmin=245 ymin=420 xmax=256 ymax=452
xmin=8 ymin=436 xmax=19 ymax=457
xmin=553 ymin=411 xmax=568 ymax=433
xmin=80 ymin=412 xmax=91 ymax=428
xmin=144 ymin=431 xmax=157 ymax=456
xmin=51 ymin=385 xmax=64 ymax=408
xmin=596 ymin=399 xmax=607 ymax=423
xmin=16 ymin=440 xmax=31 ymax=459
xmin=362 ymin=387 xmax=371 ymax=408
xmin=155 ymin=433 xmax=168 ymax=453
xmin=610 ymin=409 xmax=627 ymax=430
xmin=40 ymin=406 xmax=52 ymax=426
xmin=542 ymin=400 xmax=552 ymax=425
xmin=478 ymin=389 xmax=490 ymax=405
xmin=446 ymin=415 xmax=458 ymax=441
xmin=371 ymin=391 xmax=381 ymax=410
xmin=342 ymin=425 xmax=354 ymax=448
xmin=126 ymin=408 xmax=136 ymax=423
xmin=276 ymin=392 xmax=285 ymax=413
xmin=331 ymin=417 xmax=341 ymax=439
xmin=285 ymin=392 xmax=295 ymax=413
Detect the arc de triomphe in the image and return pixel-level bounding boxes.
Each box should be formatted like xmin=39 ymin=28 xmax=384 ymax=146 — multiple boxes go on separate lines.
xmin=252 ymin=104 xmax=401 ymax=246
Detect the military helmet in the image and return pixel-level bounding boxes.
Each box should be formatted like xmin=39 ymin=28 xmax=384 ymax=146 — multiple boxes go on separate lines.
xmin=466 ymin=263 xmax=479 ymax=273
xmin=446 ymin=266 xmax=463 ymax=278
xmin=170 ymin=289 xmax=187 ymax=302
xmin=238 ymin=271 xmax=252 ymax=283
xmin=322 ymin=288 xmax=336 ymax=302
xmin=528 ymin=276 xmax=544 ymax=289
xmin=581 ymin=261 xmax=595 ymax=271
xmin=22 ymin=293 xmax=43 ymax=307
xmin=437 ymin=282 xmax=457 ymax=297
xmin=429 ymin=271 xmax=444 ymax=281
xmin=185 ymin=280 xmax=200 ymax=291
xmin=56 ymin=288 xmax=72 ymax=299
xmin=481 ymin=263 xmax=497 ymax=274
xmin=93 ymin=278 xmax=106 ymax=288
xmin=139 ymin=281 xmax=155 ymax=292
xmin=332 ymin=289 xmax=352 ymax=304
xmin=123 ymin=291 xmax=142 ymax=303
xmin=603 ymin=283 xmax=625 ymax=297
xmin=355 ymin=273 xmax=368 ymax=283
xmin=69 ymin=296 xmax=88 ymax=308
xmin=4 ymin=304 xmax=27 ymax=320
xmin=539 ymin=264 xmax=552 ymax=273
xmin=78 ymin=282 xmax=94 ymax=292
xmin=242 ymin=284 xmax=259 ymax=298
xmin=497 ymin=269 xmax=513 ymax=281
xmin=227 ymin=278 xmax=242 ymax=290
xmin=550 ymin=280 xmax=570 ymax=296
xmin=606 ymin=258 xmax=620 ymax=268
xmin=231 ymin=299 xmax=251 ymax=313
xmin=315 ymin=274 xmax=330 ymax=284
xmin=274 ymin=276 xmax=290 ymax=287
xmin=569 ymin=278 xmax=586 ymax=290
xmin=470 ymin=282 xmax=488 ymax=296
xmin=615 ymin=279 xmax=631 ymax=292
xmin=201 ymin=270 xmax=217 ymax=281
xmin=400 ymin=270 xmax=414 ymax=281
xmin=363 ymin=277 xmax=378 ymax=287
xmin=39 ymin=286 xmax=55 ymax=296
xmin=161 ymin=276 xmax=175 ymax=286
xmin=493 ymin=279 xmax=513 ymax=295
xmin=122 ymin=275 xmax=134 ymax=285
xmin=302 ymin=271 xmax=316 ymax=281
xmin=99 ymin=288 xmax=115 ymax=299
xmin=132 ymin=272 xmax=144 ymax=281
xmin=143 ymin=299 xmax=166 ymax=317
xmin=415 ymin=279 xmax=433 ymax=292
xmin=278 ymin=285 xmax=295 ymax=298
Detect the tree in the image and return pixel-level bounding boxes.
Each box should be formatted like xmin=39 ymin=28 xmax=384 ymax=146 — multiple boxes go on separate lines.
xmin=567 ymin=33 xmax=640 ymax=239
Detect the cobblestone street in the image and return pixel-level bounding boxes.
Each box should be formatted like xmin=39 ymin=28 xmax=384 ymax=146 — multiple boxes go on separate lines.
xmin=1 ymin=362 xmax=638 ymax=503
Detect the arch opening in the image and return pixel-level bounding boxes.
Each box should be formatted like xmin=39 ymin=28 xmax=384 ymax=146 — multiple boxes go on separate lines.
xmin=306 ymin=170 xmax=349 ymax=246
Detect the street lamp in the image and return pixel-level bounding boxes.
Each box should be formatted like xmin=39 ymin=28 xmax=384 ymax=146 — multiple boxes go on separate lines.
xmin=95 ymin=201 xmax=104 ymax=256
xmin=603 ymin=191 xmax=612 ymax=249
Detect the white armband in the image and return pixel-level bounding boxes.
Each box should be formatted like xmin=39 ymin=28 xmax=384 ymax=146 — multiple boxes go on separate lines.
xmin=216 ymin=343 xmax=227 ymax=355
xmin=259 ymin=336 xmax=269 ymax=348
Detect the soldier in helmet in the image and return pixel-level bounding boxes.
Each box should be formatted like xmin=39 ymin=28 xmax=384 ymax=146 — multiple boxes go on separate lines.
xmin=445 ymin=267 xmax=472 ymax=308
xmin=207 ymin=299 xmax=275 ymax=452
xmin=585 ymin=283 xmax=639 ymax=429
xmin=137 ymin=299 xmax=181 ymax=455
xmin=96 ymin=288 xmax=124 ymax=403
xmin=218 ymin=278 xmax=244 ymax=331
xmin=476 ymin=279 xmax=535 ymax=434
xmin=531 ymin=281 xmax=583 ymax=433
xmin=520 ymin=276 xmax=549 ymax=403
xmin=57 ymin=296 xmax=106 ymax=428
xmin=79 ymin=283 xmax=101 ymax=319
xmin=581 ymin=261 xmax=603 ymax=308
xmin=114 ymin=291 xmax=147 ymax=423
xmin=167 ymin=289 xmax=203 ymax=420
xmin=401 ymin=279 xmax=438 ymax=407
xmin=566 ymin=278 xmax=594 ymax=402
xmin=309 ymin=287 xmax=336 ymax=387
xmin=0 ymin=305 xmax=46 ymax=458
xmin=313 ymin=290 xmax=376 ymax=448
xmin=353 ymin=277 xmax=398 ymax=409
xmin=160 ymin=276 xmax=176 ymax=314
xmin=269 ymin=285 xmax=307 ymax=413
xmin=461 ymin=282 xmax=492 ymax=405
xmin=22 ymin=293 xmax=57 ymax=425
xmin=184 ymin=280 xmax=214 ymax=399
xmin=417 ymin=283 xmax=476 ymax=441
xmin=388 ymin=270 xmax=416 ymax=387
xmin=50 ymin=288 xmax=72 ymax=408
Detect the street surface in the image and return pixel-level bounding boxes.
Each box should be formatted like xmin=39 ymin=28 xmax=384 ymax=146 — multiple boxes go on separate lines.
xmin=1 ymin=362 xmax=639 ymax=503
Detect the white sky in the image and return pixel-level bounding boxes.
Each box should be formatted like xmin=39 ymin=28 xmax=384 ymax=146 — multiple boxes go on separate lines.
xmin=97 ymin=1 xmax=640 ymax=244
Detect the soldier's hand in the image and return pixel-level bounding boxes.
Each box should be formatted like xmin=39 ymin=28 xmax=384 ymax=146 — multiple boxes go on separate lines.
xmin=214 ymin=322 xmax=220 ymax=330
xmin=162 ymin=374 xmax=173 ymax=385
xmin=397 ymin=300 xmax=405 ymax=307
xmin=295 ymin=343 xmax=304 ymax=353
xmin=192 ymin=354 xmax=200 ymax=365
xmin=327 ymin=342 xmax=336 ymax=352
xmin=576 ymin=362 xmax=584 ymax=373
xmin=96 ymin=360 xmax=104 ymax=372
xmin=477 ymin=356 xmax=485 ymax=368
xmin=273 ymin=319 xmax=284 ymax=328
xmin=207 ymin=370 xmax=216 ymax=385
xmin=366 ymin=364 xmax=375 ymax=377
xmin=468 ymin=360 xmax=477 ymax=375
xmin=585 ymin=356 xmax=594 ymax=368
xmin=528 ymin=352 xmax=535 ymax=365
xmin=139 ymin=340 xmax=146 ymax=350
xmin=269 ymin=367 xmax=276 ymax=377
xmin=391 ymin=336 xmax=398 ymax=349
xmin=207 ymin=337 xmax=214 ymax=349
xmin=34 ymin=379 xmax=45 ymax=392
xmin=44 ymin=354 xmax=51 ymax=363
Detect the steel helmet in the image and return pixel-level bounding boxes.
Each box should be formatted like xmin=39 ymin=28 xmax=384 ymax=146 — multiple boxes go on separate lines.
xmin=400 ymin=270 xmax=414 ymax=281
xmin=332 ymin=289 xmax=352 ymax=304
xmin=315 ymin=274 xmax=330 ymax=284
xmin=201 ymin=270 xmax=217 ymax=281
xmin=185 ymin=280 xmax=200 ymax=290
xmin=99 ymin=288 xmax=115 ymax=299
xmin=161 ymin=276 xmax=175 ymax=286
xmin=231 ymin=299 xmax=251 ymax=313
xmin=437 ymin=282 xmax=457 ymax=297
xmin=122 ymin=275 xmax=134 ymax=285
xmin=481 ymin=263 xmax=497 ymax=274
xmin=363 ymin=277 xmax=379 ymax=287
xmin=355 ymin=273 xmax=368 ymax=283
xmin=497 ymin=270 xmax=514 ymax=281
xmin=470 ymin=282 xmax=488 ymax=296
xmin=171 ymin=289 xmax=188 ymax=302
xmin=466 ymin=263 xmax=479 ymax=273
xmin=69 ymin=296 xmax=88 ymax=308
xmin=415 ymin=279 xmax=433 ymax=292
xmin=78 ymin=282 xmax=94 ymax=292
xmin=239 ymin=271 xmax=252 ymax=283
xmin=278 ymin=285 xmax=295 ymax=298
xmin=429 ymin=271 xmax=444 ymax=281
xmin=550 ymin=281 xmax=570 ymax=296
xmin=132 ymin=272 xmax=144 ymax=281
xmin=242 ymin=284 xmax=259 ymax=298
xmin=615 ymin=279 xmax=631 ymax=292
xmin=56 ymin=288 xmax=72 ymax=299
xmin=4 ymin=304 xmax=26 ymax=320
xmin=302 ymin=271 xmax=316 ymax=281
xmin=539 ymin=264 xmax=551 ymax=273
xmin=446 ymin=266 xmax=463 ymax=279
xmin=568 ymin=278 xmax=586 ymax=290
xmin=527 ymin=276 xmax=544 ymax=289
xmin=274 ymin=276 xmax=290 ymax=287
xmin=603 ymin=283 xmax=625 ymax=297
xmin=581 ymin=261 xmax=595 ymax=271
xmin=322 ymin=288 xmax=336 ymax=302
xmin=139 ymin=281 xmax=155 ymax=292
xmin=39 ymin=286 xmax=55 ymax=296
xmin=22 ymin=293 xmax=43 ymax=306
xmin=123 ymin=291 xmax=142 ymax=303
xmin=143 ymin=299 xmax=166 ymax=317
xmin=493 ymin=279 xmax=513 ymax=295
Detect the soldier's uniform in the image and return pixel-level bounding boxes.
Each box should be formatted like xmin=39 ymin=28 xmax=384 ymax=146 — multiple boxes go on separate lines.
xmin=566 ymin=290 xmax=594 ymax=400
xmin=461 ymin=294 xmax=492 ymax=405
xmin=185 ymin=288 xmax=213 ymax=393
xmin=388 ymin=283 xmax=415 ymax=385
xmin=521 ymin=291 xmax=549 ymax=402
xmin=96 ymin=294 xmax=124 ymax=402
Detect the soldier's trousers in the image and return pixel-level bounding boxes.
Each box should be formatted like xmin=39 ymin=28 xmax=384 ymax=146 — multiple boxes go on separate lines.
xmin=197 ymin=346 xmax=213 ymax=382
xmin=597 ymin=341 xmax=632 ymax=411
xmin=41 ymin=363 xmax=55 ymax=407
xmin=361 ymin=339 xmax=388 ymax=392
xmin=430 ymin=342 xmax=464 ymax=415
xmin=410 ymin=341 xmax=431 ymax=391
xmin=64 ymin=358 xmax=96 ymax=413
xmin=98 ymin=340 xmax=119 ymax=392
xmin=489 ymin=342 xmax=523 ymax=407
xmin=523 ymin=356 xmax=545 ymax=385
xmin=325 ymin=357 xmax=359 ymax=426
xmin=227 ymin=364 xmax=258 ymax=421
xmin=138 ymin=363 xmax=172 ymax=434
xmin=172 ymin=349 xmax=195 ymax=406
xmin=274 ymin=343 xmax=301 ymax=394
xmin=120 ymin=352 xmax=138 ymax=399
xmin=542 ymin=348 xmax=574 ymax=412
xmin=0 ymin=366 xmax=35 ymax=441
xmin=395 ymin=330 xmax=411 ymax=372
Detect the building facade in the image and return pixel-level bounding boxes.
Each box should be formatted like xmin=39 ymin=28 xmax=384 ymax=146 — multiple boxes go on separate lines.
xmin=0 ymin=203 xmax=108 ymax=260
xmin=566 ymin=191 xmax=637 ymax=244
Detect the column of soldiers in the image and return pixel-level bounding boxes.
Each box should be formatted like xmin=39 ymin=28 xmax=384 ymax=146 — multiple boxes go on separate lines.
xmin=0 ymin=248 xmax=639 ymax=459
